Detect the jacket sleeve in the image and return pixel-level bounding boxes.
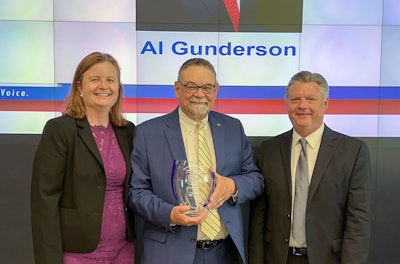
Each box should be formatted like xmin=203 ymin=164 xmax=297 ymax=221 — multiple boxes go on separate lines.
xmin=227 ymin=120 xmax=264 ymax=203
xmin=341 ymin=141 xmax=371 ymax=263
xmin=31 ymin=119 xmax=67 ymax=264
xmin=248 ymin=141 xmax=267 ymax=264
xmin=127 ymin=125 xmax=175 ymax=229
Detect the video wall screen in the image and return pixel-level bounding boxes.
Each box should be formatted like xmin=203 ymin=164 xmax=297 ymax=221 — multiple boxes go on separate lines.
xmin=0 ymin=0 xmax=399 ymax=137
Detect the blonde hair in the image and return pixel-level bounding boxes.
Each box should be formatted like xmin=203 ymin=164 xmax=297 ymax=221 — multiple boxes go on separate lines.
xmin=285 ymin=71 xmax=330 ymax=101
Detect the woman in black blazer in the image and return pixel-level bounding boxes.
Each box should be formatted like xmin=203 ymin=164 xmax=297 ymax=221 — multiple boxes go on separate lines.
xmin=31 ymin=52 xmax=135 ymax=264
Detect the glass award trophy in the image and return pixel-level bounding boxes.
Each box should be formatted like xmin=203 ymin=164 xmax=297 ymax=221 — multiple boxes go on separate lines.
xmin=171 ymin=160 xmax=215 ymax=216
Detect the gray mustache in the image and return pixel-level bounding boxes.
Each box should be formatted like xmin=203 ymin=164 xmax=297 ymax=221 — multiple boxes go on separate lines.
xmin=189 ymin=99 xmax=208 ymax=104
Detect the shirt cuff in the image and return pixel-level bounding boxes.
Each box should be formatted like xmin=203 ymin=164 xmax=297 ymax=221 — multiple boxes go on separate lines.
xmin=231 ymin=190 xmax=238 ymax=203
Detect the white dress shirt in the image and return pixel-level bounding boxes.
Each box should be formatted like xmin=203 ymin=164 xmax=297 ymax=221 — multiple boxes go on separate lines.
xmin=289 ymin=124 xmax=324 ymax=247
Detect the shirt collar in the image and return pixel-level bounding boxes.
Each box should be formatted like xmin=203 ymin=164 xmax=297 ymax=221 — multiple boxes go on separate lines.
xmin=292 ymin=123 xmax=325 ymax=149
xmin=178 ymin=107 xmax=209 ymax=134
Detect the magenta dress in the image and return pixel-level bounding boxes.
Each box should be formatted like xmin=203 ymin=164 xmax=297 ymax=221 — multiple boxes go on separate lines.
xmin=64 ymin=124 xmax=134 ymax=264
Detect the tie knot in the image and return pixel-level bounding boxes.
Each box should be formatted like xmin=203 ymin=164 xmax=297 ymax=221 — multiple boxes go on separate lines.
xmin=299 ymin=138 xmax=307 ymax=150
xmin=198 ymin=122 xmax=205 ymax=129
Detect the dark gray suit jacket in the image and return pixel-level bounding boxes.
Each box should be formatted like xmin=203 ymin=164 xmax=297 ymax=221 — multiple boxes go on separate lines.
xmin=249 ymin=125 xmax=371 ymax=264
xmin=31 ymin=115 xmax=135 ymax=264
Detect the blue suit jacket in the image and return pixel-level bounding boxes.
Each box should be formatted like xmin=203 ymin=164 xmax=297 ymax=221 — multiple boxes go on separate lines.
xmin=129 ymin=108 xmax=264 ymax=264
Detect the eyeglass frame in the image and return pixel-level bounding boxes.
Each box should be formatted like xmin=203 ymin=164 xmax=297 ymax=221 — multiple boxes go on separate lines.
xmin=178 ymin=81 xmax=217 ymax=94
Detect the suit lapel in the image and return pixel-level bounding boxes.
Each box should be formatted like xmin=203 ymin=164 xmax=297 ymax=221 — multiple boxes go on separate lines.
xmin=76 ymin=118 xmax=104 ymax=169
xmin=182 ymin=0 xmax=218 ymax=19
xmin=281 ymin=130 xmax=293 ymax=198
xmin=165 ymin=109 xmax=187 ymax=161
xmin=208 ymin=112 xmax=225 ymax=171
xmin=308 ymin=126 xmax=338 ymax=202
xmin=203 ymin=0 xmax=218 ymax=12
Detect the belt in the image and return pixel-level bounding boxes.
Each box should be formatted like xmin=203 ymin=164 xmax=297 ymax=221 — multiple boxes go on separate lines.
xmin=196 ymin=239 xmax=224 ymax=249
xmin=289 ymin=247 xmax=307 ymax=256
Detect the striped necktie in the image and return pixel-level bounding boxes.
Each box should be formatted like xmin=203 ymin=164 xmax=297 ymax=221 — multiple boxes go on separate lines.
xmin=292 ymin=138 xmax=309 ymax=246
xmin=198 ymin=121 xmax=221 ymax=240
xmin=223 ymin=0 xmax=240 ymax=32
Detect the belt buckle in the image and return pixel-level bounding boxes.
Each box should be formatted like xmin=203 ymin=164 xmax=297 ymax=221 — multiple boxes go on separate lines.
xmin=292 ymin=247 xmax=303 ymax=256
xmin=198 ymin=241 xmax=206 ymax=249
xmin=197 ymin=240 xmax=217 ymax=249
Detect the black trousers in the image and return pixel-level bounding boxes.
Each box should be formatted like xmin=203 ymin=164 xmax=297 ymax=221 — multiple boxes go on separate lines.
xmin=287 ymin=252 xmax=309 ymax=264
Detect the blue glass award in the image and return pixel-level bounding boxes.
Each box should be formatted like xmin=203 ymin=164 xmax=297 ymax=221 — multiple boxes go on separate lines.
xmin=171 ymin=160 xmax=215 ymax=216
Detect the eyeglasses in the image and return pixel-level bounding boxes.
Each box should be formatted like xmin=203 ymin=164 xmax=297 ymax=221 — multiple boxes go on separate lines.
xmin=178 ymin=82 xmax=216 ymax=94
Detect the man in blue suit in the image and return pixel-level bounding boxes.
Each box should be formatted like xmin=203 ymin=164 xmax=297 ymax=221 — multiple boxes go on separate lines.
xmin=128 ymin=58 xmax=264 ymax=264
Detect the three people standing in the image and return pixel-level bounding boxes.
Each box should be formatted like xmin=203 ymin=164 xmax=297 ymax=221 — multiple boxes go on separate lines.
xmin=31 ymin=55 xmax=371 ymax=264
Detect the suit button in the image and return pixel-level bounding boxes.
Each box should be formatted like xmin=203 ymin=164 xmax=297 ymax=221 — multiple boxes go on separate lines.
xmin=287 ymin=214 xmax=291 ymax=218
xmin=284 ymin=238 xmax=289 ymax=243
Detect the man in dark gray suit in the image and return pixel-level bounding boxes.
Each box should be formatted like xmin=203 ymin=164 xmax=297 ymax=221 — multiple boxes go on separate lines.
xmin=136 ymin=0 xmax=303 ymax=32
xmin=249 ymin=71 xmax=371 ymax=264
